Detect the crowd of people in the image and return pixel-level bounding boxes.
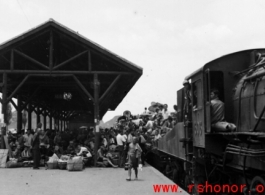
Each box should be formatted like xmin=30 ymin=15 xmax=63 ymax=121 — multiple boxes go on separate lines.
xmin=2 ymin=102 xmax=177 ymax=175
xmin=1 ymin=84 xmax=229 ymax=182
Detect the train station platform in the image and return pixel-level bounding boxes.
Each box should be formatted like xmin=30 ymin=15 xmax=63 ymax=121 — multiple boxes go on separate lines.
xmin=0 ymin=164 xmax=189 ymax=195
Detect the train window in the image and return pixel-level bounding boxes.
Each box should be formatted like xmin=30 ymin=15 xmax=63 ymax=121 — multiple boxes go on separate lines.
xmin=208 ymin=71 xmax=224 ymax=102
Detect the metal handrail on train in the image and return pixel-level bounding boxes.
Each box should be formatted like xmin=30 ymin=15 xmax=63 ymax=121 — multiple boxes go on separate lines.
xmin=236 ymin=81 xmax=246 ymax=132
xmin=235 ymin=54 xmax=265 ymax=77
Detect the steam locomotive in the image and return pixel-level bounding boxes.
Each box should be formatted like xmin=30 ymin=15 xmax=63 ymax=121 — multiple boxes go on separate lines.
xmin=148 ymin=49 xmax=265 ymax=195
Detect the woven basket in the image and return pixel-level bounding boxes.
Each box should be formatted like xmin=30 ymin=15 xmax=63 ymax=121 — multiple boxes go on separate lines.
xmin=46 ymin=162 xmax=58 ymax=169
xmin=67 ymin=162 xmax=83 ymax=171
xmin=112 ymin=159 xmax=119 ymax=166
xmin=58 ymin=162 xmax=67 ymax=170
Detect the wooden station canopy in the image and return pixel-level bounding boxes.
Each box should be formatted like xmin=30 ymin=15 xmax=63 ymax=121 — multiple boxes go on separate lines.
xmin=0 ymin=19 xmax=142 ymax=132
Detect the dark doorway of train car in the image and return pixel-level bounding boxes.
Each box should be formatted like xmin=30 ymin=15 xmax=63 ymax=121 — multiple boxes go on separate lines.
xmin=205 ymin=70 xmax=224 ymax=133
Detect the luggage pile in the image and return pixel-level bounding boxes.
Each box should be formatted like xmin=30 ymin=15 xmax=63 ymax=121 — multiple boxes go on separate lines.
xmin=46 ymin=154 xmax=84 ymax=171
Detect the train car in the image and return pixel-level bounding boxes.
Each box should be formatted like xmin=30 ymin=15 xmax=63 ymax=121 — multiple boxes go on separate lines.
xmin=150 ymin=49 xmax=265 ymax=195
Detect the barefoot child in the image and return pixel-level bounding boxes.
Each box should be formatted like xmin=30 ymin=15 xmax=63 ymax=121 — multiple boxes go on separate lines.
xmin=126 ymin=137 xmax=142 ymax=181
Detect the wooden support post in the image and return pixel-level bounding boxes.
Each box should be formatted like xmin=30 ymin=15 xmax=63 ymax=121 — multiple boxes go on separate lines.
xmin=49 ymin=30 xmax=53 ymax=70
xmin=60 ymin=119 xmax=63 ymax=131
xmin=28 ymin=103 xmax=32 ymax=130
xmin=37 ymin=107 xmax=40 ymax=125
xmin=2 ymin=73 xmax=7 ymax=124
xmin=56 ymin=114 xmax=59 ymax=131
xmin=93 ymin=74 xmax=100 ymax=165
xmin=43 ymin=110 xmax=47 ymax=131
xmin=17 ymin=95 xmax=22 ymax=133
xmin=1 ymin=73 xmax=7 ymax=150
xmin=49 ymin=115 xmax=52 ymax=130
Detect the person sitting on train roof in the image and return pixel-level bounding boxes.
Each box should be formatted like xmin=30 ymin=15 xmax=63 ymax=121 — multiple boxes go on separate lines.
xmin=162 ymin=104 xmax=170 ymax=121
xmin=210 ymin=88 xmax=224 ymax=124
xmin=144 ymin=115 xmax=154 ymax=130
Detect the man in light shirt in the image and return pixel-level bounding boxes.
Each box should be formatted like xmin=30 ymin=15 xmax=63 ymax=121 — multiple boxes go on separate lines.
xmin=162 ymin=104 xmax=170 ymax=121
xmin=116 ymin=129 xmax=126 ymax=167
xmin=76 ymin=144 xmax=88 ymax=156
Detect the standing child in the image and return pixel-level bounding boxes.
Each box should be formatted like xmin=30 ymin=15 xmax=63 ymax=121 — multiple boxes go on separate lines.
xmin=126 ymin=137 xmax=142 ymax=181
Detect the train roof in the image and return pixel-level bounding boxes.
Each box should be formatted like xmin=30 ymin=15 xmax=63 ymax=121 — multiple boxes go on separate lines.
xmin=185 ymin=49 xmax=265 ymax=80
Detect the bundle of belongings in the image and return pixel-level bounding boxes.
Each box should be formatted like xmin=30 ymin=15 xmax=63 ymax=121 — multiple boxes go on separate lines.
xmin=58 ymin=155 xmax=70 ymax=170
xmin=211 ymin=122 xmax=236 ymax=132
xmin=6 ymin=157 xmax=24 ymax=168
xmin=46 ymin=153 xmax=59 ymax=169
xmin=67 ymin=156 xmax=83 ymax=171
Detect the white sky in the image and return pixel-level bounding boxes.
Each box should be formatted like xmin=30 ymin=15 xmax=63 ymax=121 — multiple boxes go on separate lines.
xmin=1 ymin=0 xmax=265 ymax=122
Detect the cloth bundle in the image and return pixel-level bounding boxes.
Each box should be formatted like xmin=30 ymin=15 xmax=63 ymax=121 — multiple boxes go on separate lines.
xmin=67 ymin=156 xmax=83 ymax=171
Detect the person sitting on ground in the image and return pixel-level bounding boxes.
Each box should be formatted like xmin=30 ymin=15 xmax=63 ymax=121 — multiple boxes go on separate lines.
xmin=66 ymin=141 xmax=76 ymax=154
xmin=97 ymin=145 xmax=118 ymax=168
xmin=126 ymin=137 xmax=142 ymax=181
xmin=23 ymin=129 xmax=33 ymax=149
xmin=53 ymin=131 xmax=62 ymax=147
xmin=13 ymin=144 xmax=22 ymax=159
xmin=76 ymin=144 xmax=89 ymax=156
xmin=54 ymin=145 xmax=63 ymax=158
xmin=21 ymin=142 xmax=32 ymax=159
xmin=17 ymin=131 xmax=25 ymax=152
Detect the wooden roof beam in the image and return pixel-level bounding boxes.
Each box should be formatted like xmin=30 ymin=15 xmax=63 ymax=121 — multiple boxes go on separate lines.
xmin=53 ymin=50 xmax=88 ymax=70
xmin=7 ymin=75 xmax=30 ymax=102
xmin=14 ymin=49 xmax=49 ymax=70
xmin=72 ymin=75 xmax=94 ymax=102
xmin=99 ymin=74 xmax=120 ymax=103
xmin=0 ymin=70 xmax=132 ymax=74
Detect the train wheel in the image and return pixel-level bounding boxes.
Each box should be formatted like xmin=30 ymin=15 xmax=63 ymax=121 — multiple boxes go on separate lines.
xmin=250 ymin=176 xmax=265 ymax=195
